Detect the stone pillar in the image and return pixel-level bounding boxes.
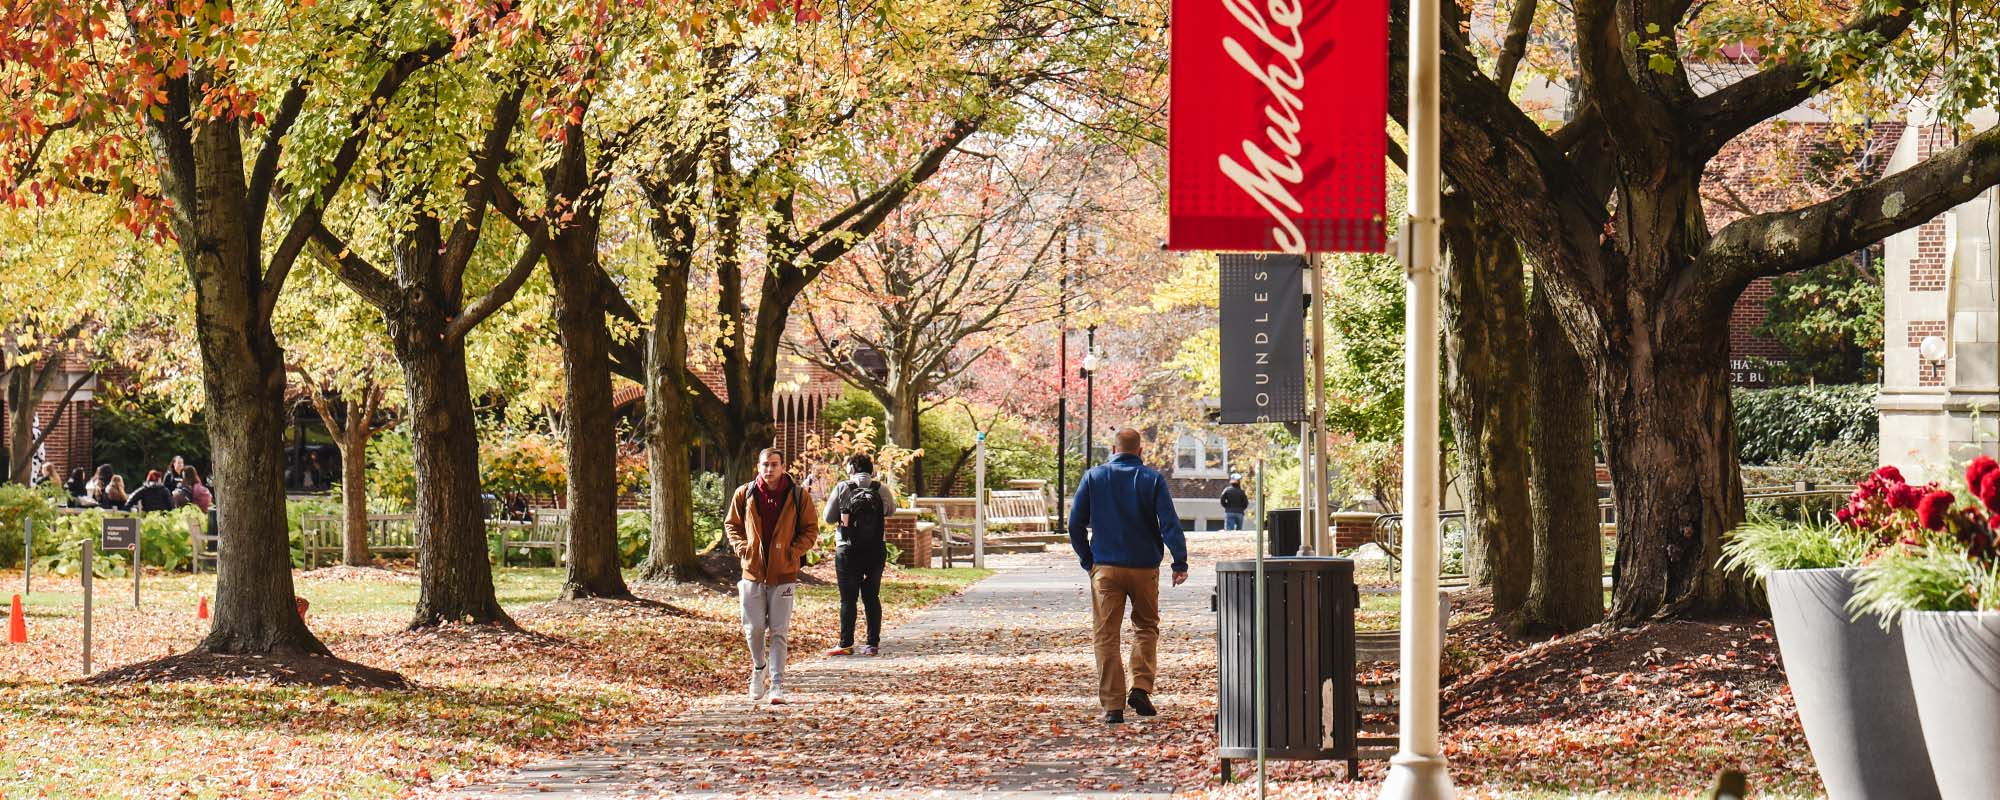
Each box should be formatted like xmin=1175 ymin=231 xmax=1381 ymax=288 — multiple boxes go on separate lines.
xmin=1879 ymin=114 xmax=2000 ymax=480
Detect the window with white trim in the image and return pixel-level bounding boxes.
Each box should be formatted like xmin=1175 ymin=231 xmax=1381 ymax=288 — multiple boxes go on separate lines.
xmin=1174 ymin=432 xmax=1229 ymax=478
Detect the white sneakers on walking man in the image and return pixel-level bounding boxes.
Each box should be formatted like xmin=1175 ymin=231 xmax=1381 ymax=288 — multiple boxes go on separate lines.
xmin=726 ymin=447 xmax=820 ymax=706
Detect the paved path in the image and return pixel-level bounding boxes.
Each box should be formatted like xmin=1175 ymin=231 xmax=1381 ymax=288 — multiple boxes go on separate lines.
xmin=461 ymin=535 xmax=1239 ymax=798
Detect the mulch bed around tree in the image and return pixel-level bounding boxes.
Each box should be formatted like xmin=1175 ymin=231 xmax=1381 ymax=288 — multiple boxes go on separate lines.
xmin=1444 ymin=612 xmax=1788 ymax=727
xmin=77 ymin=651 xmax=410 ymax=689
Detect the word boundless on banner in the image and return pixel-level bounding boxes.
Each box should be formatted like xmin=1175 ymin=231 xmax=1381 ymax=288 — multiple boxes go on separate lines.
xmin=1219 ymin=254 xmax=1307 ymax=423
xmin=1166 ymin=0 xmax=1389 ymax=254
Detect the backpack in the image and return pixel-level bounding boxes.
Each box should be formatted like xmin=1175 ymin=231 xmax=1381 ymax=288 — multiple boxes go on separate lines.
xmin=843 ymin=480 xmax=887 ymax=547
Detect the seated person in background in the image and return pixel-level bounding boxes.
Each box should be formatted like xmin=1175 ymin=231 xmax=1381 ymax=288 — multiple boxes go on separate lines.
xmin=85 ymin=463 xmax=113 ymax=506
xmin=64 ymin=468 xmax=91 ymax=507
xmin=102 ymin=474 xmax=129 ymax=509
xmin=35 ymin=462 xmax=59 ymax=488
xmin=127 ymin=470 xmax=176 ymax=513
xmin=163 ymin=455 xmax=187 ymax=493
xmin=175 ymin=467 xmax=213 ymax=512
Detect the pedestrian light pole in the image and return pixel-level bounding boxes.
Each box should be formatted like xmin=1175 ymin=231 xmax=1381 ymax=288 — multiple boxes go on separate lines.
xmin=1082 ymin=324 xmax=1099 ymax=466
xmin=1381 ymin=0 xmax=1453 ymax=788
xmin=1056 ymin=259 xmax=1070 ymax=535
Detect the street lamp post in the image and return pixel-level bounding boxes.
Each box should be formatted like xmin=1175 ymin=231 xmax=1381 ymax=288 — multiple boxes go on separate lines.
xmin=1056 ymin=267 xmax=1070 ymax=534
xmin=1082 ymin=325 xmax=1099 ymax=467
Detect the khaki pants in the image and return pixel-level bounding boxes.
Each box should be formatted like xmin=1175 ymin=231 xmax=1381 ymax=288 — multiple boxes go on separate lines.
xmin=1090 ymin=565 xmax=1160 ymax=711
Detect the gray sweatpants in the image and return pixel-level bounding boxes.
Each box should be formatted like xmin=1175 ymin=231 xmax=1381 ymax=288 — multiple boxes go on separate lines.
xmin=739 ymin=580 xmax=797 ymax=688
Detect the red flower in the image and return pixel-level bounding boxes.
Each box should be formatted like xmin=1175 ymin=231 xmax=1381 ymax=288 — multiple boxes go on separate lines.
xmin=1981 ymin=471 xmax=2000 ymax=514
xmin=1968 ymin=456 xmax=1999 ymax=493
xmin=1888 ymin=482 xmax=1926 ymax=510
xmin=1918 ymin=490 xmax=1957 ymax=530
xmin=1836 ymin=507 xmax=1855 ymax=525
xmin=1873 ymin=465 xmax=1906 ymax=485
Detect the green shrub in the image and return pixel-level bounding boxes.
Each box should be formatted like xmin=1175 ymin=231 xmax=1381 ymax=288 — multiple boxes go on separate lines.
xmin=616 ymin=510 xmax=650 ymax=568
xmin=692 ymin=472 xmax=725 ymax=552
xmin=29 ymin=508 xmax=201 ymax=576
xmin=1733 ymin=384 xmax=1878 ymax=464
xmin=0 ymin=483 xmax=62 ymax=568
xmin=366 ymin=428 xmax=417 ymax=510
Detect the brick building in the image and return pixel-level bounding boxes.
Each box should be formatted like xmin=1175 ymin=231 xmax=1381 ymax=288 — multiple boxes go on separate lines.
xmin=1877 ymin=111 xmax=2000 ymax=478
xmin=0 ymin=348 xmax=99 ymax=479
xmin=1705 ymin=121 xmax=1906 ymax=386
xmin=610 ymin=355 xmax=847 ymax=478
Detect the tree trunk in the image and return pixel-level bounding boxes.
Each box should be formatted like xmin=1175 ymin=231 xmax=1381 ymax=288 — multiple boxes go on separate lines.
xmin=339 ymin=420 xmax=372 ymax=567
xmin=396 ymin=318 xmax=512 ymax=628
xmin=1441 ymin=198 xmax=1533 ymax=617
xmin=1522 ymin=285 xmax=1604 ymax=634
xmin=1600 ymin=329 xmax=1751 ymax=624
xmin=548 ymin=235 xmax=632 ymax=600
xmin=637 ymin=238 xmax=704 ymax=583
xmin=172 ymin=124 xmax=329 ymax=656
xmin=883 ymin=383 xmax=922 ymax=491
xmin=6 ymin=368 xmax=36 ymax=486
xmin=1593 ymin=177 xmax=1755 ymax=626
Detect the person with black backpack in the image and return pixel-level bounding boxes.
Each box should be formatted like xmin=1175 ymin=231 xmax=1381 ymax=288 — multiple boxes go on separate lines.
xmin=822 ymin=453 xmax=898 ymax=656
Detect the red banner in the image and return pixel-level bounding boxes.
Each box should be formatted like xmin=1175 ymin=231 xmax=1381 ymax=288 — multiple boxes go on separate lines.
xmin=1167 ymin=0 xmax=1388 ymax=253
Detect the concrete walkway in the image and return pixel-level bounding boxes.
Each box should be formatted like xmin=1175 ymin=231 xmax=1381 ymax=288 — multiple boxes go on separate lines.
xmin=460 ymin=534 xmax=1238 ymax=798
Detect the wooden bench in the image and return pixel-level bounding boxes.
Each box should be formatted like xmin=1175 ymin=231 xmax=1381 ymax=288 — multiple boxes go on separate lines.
xmin=302 ymin=513 xmax=418 ymax=568
xmin=494 ymin=509 xmax=568 ymax=567
xmin=912 ymin=498 xmax=978 ymax=568
xmin=303 ymin=511 xmax=569 ymax=567
xmin=984 ymin=489 xmax=1055 ymax=533
xmin=188 ymin=513 xmax=219 ymax=573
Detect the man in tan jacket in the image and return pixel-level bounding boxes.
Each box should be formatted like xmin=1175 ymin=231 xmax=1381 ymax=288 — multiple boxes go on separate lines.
xmin=725 ymin=447 xmax=821 ymax=704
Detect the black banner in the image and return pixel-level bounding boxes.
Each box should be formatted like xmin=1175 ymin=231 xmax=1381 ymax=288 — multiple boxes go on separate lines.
xmin=1218 ymin=254 xmax=1307 ymax=423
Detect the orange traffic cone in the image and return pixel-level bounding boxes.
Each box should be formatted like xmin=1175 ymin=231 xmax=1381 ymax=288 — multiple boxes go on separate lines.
xmin=8 ymin=594 xmax=25 ymax=644
xmin=197 ymin=596 xmax=209 ymax=620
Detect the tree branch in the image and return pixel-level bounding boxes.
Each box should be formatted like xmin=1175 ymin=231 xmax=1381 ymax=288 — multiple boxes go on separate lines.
xmin=1703 ymin=122 xmax=2000 ymax=296
xmin=27 ymin=370 xmax=90 ymax=454
xmin=446 ymin=239 xmax=545 ymax=343
xmin=1689 ymin=3 xmax=1925 ymax=157
xmin=1492 ymin=0 xmax=1539 ymax=87
xmin=309 ymin=222 xmax=400 ymax=310
xmin=261 ymin=43 xmax=450 ymax=325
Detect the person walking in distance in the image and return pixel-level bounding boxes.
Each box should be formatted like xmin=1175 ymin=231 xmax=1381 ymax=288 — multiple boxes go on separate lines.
xmin=1219 ymin=474 xmax=1249 ymax=531
xmin=1068 ymin=428 xmax=1190 ymax=724
xmin=822 ymin=453 xmax=897 ymax=656
xmin=725 ymin=448 xmax=820 ymax=705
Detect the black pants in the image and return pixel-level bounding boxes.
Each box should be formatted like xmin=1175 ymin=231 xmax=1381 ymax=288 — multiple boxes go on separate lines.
xmin=836 ymin=544 xmax=886 ymax=648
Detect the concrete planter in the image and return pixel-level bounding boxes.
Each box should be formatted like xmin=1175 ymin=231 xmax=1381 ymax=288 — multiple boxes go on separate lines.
xmin=1901 ymin=610 xmax=2000 ymax=800
xmin=1767 ymin=568 xmax=1937 ymax=800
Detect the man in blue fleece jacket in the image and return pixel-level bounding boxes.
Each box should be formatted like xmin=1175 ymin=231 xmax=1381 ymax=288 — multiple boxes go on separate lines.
xmin=1068 ymin=428 xmax=1190 ymax=724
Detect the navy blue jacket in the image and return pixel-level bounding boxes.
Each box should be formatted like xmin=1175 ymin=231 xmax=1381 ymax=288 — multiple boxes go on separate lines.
xmin=1068 ymin=453 xmax=1190 ymax=573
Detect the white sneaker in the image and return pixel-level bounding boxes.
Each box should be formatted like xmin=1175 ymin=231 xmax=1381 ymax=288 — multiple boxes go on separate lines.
xmin=749 ymin=668 xmax=769 ymax=702
xmin=858 ymin=645 xmax=879 ymax=656
xmin=767 ymin=686 xmax=788 ymax=705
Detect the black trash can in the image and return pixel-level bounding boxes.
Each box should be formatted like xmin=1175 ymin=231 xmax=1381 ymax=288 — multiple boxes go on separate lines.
xmin=1262 ymin=508 xmax=1302 ymax=557
xmin=1212 ymin=557 xmax=1359 ymax=782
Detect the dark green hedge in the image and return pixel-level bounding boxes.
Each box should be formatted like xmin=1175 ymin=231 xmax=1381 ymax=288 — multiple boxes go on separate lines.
xmin=1733 ymin=384 xmax=1878 ymax=464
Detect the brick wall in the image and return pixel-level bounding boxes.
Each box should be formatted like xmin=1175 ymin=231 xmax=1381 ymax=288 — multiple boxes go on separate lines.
xmin=1909 ymin=220 xmax=1949 ymax=291
xmin=0 ymin=399 xmax=95 ymax=477
xmin=1727 ymin=277 xmax=1788 ymax=359
xmin=883 ymin=510 xmax=930 ymax=567
xmin=1330 ymin=512 xmax=1376 ymax=551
